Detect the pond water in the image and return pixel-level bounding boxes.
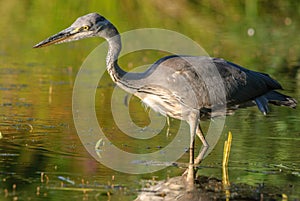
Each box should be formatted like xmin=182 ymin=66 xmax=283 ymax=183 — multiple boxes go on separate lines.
xmin=1 ymin=1 xmax=300 ymax=200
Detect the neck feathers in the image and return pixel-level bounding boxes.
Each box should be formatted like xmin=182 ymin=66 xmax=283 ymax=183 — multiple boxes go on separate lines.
xmin=105 ymin=29 xmax=125 ymax=82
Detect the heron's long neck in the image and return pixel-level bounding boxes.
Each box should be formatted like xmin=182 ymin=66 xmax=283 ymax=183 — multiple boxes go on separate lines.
xmin=106 ymin=34 xmax=126 ymax=83
xmin=104 ymin=26 xmax=139 ymax=94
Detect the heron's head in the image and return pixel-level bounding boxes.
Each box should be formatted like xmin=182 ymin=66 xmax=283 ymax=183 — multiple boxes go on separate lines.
xmin=34 ymin=13 xmax=115 ymax=48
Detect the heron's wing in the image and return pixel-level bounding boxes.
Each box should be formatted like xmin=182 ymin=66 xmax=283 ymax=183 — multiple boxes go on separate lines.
xmin=139 ymin=56 xmax=214 ymax=110
xmin=212 ymin=58 xmax=282 ymax=105
xmin=133 ymin=55 xmax=291 ymax=119
xmin=141 ymin=56 xmax=283 ymax=111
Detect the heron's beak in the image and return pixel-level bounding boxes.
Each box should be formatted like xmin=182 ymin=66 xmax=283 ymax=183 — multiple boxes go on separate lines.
xmin=33 ymin=27 xmax=78 ymax=48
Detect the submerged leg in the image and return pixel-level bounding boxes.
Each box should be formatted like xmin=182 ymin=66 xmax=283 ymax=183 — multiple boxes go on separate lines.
xmin=186 ymin=142 xmax=195 ymax=190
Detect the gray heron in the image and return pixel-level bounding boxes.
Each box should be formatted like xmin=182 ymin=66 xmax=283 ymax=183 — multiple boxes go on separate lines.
xmin=34 ymin=13 xmax=297 ymax=189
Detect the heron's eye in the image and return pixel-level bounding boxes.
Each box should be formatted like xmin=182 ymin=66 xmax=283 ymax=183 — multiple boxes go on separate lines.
xmin=82 ymin=25 xmax=90 ymax=31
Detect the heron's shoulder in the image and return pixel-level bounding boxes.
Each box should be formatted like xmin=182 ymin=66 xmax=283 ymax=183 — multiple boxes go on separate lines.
xmin=152 ymin=55 xmax=213 ymax=70
xmin=154 ymin=55 xmax=210 ymax=63
xmin=152 ymin=55 xmax=246 ymax=73
xmin=153 ymin=55 xmax=240 ymax=67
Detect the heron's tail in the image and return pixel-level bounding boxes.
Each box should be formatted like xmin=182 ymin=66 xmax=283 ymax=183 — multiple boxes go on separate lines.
xmin=255 ymin=91 xmax=297 ymax=115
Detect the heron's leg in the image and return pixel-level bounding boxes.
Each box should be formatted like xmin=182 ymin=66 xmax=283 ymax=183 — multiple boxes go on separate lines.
xmin=183 ymin=123 xmax=208 ymax=177
xmin=196 ymin=124 xmax=208 ymax=147
xmin=166 ymin=116 xmax=170 ymax=137
xmin=194 ymin=125 xmax=209 ymax=165
xmin=185 ymin=113 xmax=199 ymax=191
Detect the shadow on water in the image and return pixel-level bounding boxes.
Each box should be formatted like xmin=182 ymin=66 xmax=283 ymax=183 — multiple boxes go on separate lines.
xmin=1 ymin=0 xmax=300 ymax=200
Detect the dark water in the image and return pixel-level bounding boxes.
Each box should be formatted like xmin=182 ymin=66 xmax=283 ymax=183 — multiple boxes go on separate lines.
xmin=1 ymin=1 xmax=300 ymax=200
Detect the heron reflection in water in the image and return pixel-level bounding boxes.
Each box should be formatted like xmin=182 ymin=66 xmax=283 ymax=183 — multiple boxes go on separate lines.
xmin=34 ymin=13 xmax=297 ymax=189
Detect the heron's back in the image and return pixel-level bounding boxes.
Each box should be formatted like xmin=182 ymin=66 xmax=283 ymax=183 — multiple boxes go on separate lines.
xmin=133 ymin=55 xmax=296 ymax=119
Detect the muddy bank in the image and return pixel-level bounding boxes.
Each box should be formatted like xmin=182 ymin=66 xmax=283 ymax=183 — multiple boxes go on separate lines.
xmin=134 ymin=175 xmax=293 ymax=201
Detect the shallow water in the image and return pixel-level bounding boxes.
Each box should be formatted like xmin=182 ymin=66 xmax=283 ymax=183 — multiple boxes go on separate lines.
xmin=1 ymin=1 xmax=300 ymax=200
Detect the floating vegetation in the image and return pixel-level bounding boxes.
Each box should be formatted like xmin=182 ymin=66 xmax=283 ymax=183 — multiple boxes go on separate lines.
xmin=58 ymin=176 xmax=75 ymax=185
